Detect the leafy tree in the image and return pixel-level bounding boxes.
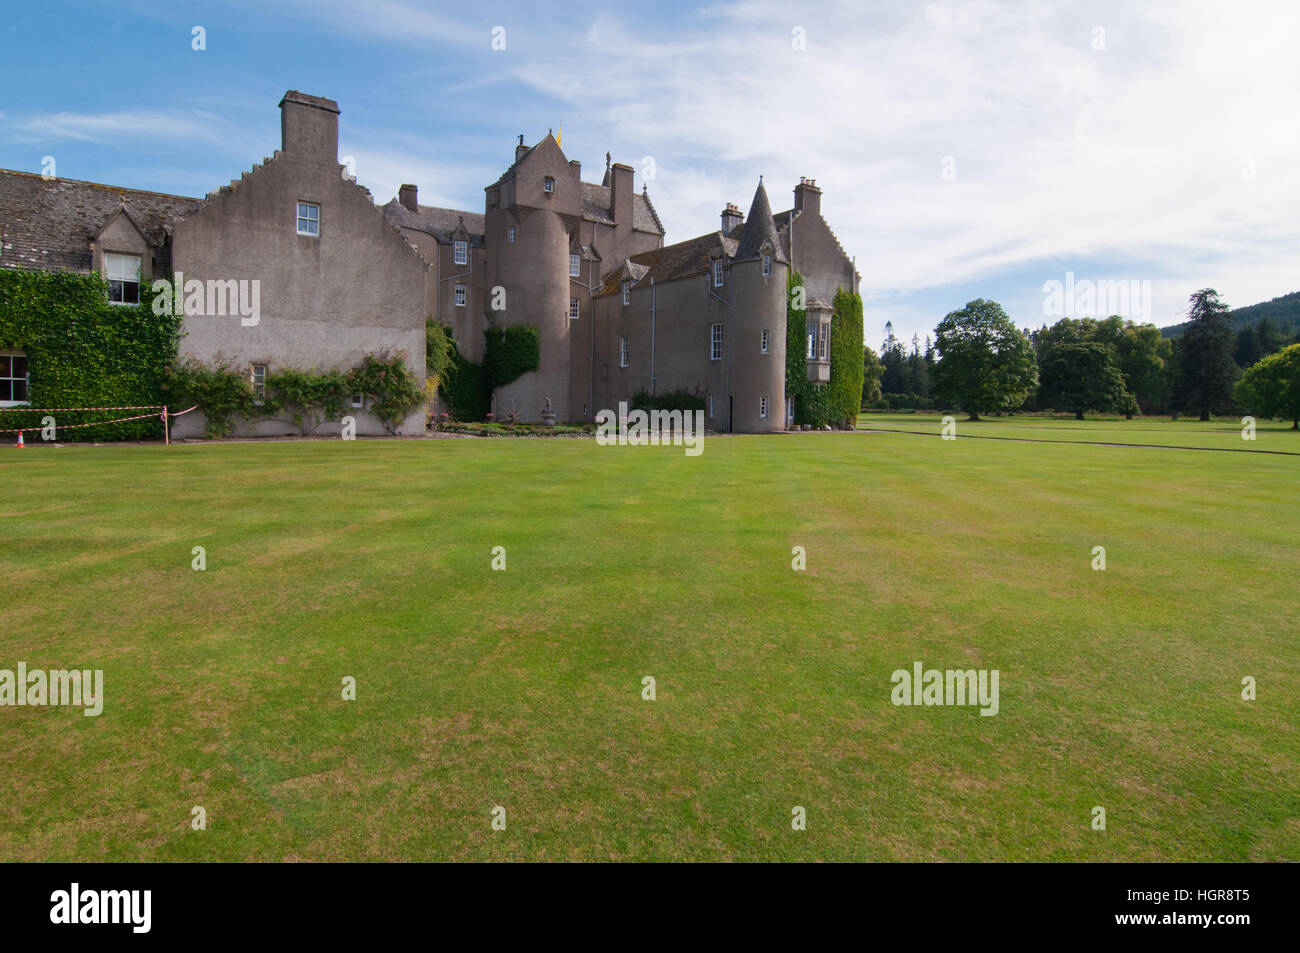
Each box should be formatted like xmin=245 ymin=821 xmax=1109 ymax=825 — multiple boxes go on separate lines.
xmin=932 ymin=299 xmax=1038 ymax=420
xmin=1113 ymin=321 xmax=1172 ymax=416
xmin=880 ymin=322 xmax=908 ymax=395
xmin=1177 ymin=288 xmax=1238 ymax=420
xmin=862 ymin=344 xmax=884 ymax=408
xmin=1038 ymin=341 xmax=1131 ymax=419
xmin=1234 ymin=344 xmax=1300 ymax=429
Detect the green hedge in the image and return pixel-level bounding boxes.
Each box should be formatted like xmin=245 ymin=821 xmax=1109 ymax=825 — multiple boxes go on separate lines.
xmin=629 ymin=388 xmax=706 ymax=412
xmin=0 ymin=269 xmax=180 ymax=441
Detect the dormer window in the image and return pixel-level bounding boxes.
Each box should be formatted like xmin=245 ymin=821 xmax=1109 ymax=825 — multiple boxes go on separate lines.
xmin=104 ymin=253 xmax=141 ymax=305
xmin=712 ymin=259 xmax=724 ymax=287
xmin=454 ymin=240 xmax=468 ymax=265
xmin=762 ymin=254 xmax=772 ymax=277
xmin=570 ymin=254 xmax=581 ymax=277
xmin=296 ymin=201 xmax=320 ymax=236
xmin=622 ymin=281 xmax=630 ymax=305
xmin=544 ymin=177 xmax=555 ymax=194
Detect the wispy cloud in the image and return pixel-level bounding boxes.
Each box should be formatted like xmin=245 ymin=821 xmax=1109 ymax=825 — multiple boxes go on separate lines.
xmin=10 ymin=109 xmax=229 ymax=144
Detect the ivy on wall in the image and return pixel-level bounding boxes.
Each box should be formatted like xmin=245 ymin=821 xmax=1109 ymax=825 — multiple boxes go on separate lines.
xmin=783 ymin=273 xmax=865 ymax=428
xmin=439 ymin=325 xmax=540 ymax=421
xmin=0 ymin=269 xmax=180 ymax=440
xmin=785 ymin=271 xmax=830 ymax=427
xmin=826 ymin=288 xmax=866 ymax=425
xmin=483 ymin=326 xmax=541 ymax=390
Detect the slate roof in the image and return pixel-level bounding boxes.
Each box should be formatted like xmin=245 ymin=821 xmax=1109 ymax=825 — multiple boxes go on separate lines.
xmin=735 ymin=180 xmax=786 ymax=262
xmin=580 ymin=182 xmax=664 ymax=235
xmin=595 ymin=231 xmax=736 ymax=296
xmin=381 ymin=200 xmax=486 ymax=245
xmin=0 ymin=169 xmax=200 ymax=273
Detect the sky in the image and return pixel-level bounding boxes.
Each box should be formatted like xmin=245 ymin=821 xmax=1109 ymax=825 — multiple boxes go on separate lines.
xmin=2 ymin=0 xmax=1297 ymax=349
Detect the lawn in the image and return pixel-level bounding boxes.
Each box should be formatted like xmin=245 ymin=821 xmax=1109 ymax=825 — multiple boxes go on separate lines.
xmin=1 ymin=419 xmax=1296 ymax=861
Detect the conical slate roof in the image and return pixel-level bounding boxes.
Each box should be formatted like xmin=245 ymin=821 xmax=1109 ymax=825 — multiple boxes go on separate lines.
xmin=735 ymin=177 xmax=786 ymax=262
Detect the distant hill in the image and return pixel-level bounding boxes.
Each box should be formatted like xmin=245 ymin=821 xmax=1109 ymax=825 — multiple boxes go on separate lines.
xmin=1162 ymin=291 xmax=1300 ymax=338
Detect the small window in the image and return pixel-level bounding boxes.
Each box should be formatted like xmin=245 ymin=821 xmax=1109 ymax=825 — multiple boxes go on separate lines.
xmin=622 ymin=281 xmax=630 ymax=306
xmin=544 ymin=177 xmax=555 ymax=193
xmin=454 ymin=284 xmax=466 ymax=307
xmin=296 ymin=201 xmax=320 ymax=236
xmin=761 ymin=330 xmax=769 ymax=354
xmin=570 ymin=254 xmax=581 ymax=278
xmin=0 ymin=353 xmax=29 ymax=405
xmin=620 ymin=336 xmax=629 ymax=368
xmin=818 ymin=323 xmax=828 ymax=361
xmin=712 ymin=259 xmax=724 ymax=287
xmin=569 ymin=298 xmax=580 ymax=320
xmin=454 ymin=240 xmax=468 ymax=265
xmin=350 ymin=394 xmax=363 ymax=409
xmin=762 ymin=254 xmax=771 ymax=277
xmin=710 ymin=323 xmax=724 ymax=361
xmin=104 ymin=252 xmax=141 ymax=305
xmin=250 ymin=363 xmax=267 ymax=399
xmin=507 ymin=225 xmax=516 ymax=244
xmin=760 ymin=395 xmax=768 ymax=419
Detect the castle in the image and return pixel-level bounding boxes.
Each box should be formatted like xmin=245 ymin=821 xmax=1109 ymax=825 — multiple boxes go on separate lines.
xmin=0 ymin=91 xmax=858 ymax=435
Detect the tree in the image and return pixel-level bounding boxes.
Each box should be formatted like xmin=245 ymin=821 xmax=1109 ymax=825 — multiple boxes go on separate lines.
xmin=1113 ymin=321 xmax=1172 ymax=416
xmin=1177 ymin=288 xmax=1237 ymax=421
xmin=1234 ymin=344 xmax=1300 ymax=429
xmin=1038 ymin=341 xmax=1131 ymax=419
xmin=932 ymin=299 xmax=1038 ymax=420
xmin=880 ymin=322 xmax=908 ymax=395
xmin=862 ymin=345 xmax=884 ymax=408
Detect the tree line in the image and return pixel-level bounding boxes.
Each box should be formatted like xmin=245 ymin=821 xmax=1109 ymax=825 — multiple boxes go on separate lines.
xmin=862 ymin=289 xmax=1300 ymax=428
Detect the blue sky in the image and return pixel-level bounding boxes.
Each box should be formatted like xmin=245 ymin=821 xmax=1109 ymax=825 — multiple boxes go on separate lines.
xmin=2 ymin=0 xmax=1297 ymax=348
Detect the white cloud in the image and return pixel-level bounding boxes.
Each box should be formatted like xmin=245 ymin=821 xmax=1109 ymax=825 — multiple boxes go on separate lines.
xmin=11 ymin=110 xmax=229 ymax=144
xmin=456 ymin=0 xmax=1300 ymax=335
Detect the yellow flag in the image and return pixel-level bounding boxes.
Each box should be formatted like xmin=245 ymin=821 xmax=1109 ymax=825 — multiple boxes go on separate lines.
xmin=557 ymin=126 xmax=562 ymax=148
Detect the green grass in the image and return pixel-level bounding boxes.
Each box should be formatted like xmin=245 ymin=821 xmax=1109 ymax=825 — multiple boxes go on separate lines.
xmin=2 ymin=420 xmax=1296 ymax=861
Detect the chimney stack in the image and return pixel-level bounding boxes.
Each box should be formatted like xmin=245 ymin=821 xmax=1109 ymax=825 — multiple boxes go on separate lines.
xmin=515 ymin=134 xmax=529 ymax=163
xmin=399 ymin=184 xmax=418 ymax=212
xmin=794 ymin=176 xmax=822 ymax=216
xmin=610 ymin=162 xmax=634 ymax=225
xmin=720 ymin=203 xmax=743 ymax=234
xmin=279 ymin=90 xmax=340 ymax=163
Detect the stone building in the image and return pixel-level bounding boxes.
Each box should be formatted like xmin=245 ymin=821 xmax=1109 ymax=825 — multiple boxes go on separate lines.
xmin=2 ymin=90 xmax=859 ymax=433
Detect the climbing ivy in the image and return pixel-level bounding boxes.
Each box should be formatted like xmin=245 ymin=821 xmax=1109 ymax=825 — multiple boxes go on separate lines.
xmin=784 ymin=271 xmax=831 ymax=427
xmin=826 ymin=288 xmax=866 ymax=425
xmin=439 ymin=325 xmax=540 ymax=421
xmin=0 ymin=269 xmax=180 ymax=440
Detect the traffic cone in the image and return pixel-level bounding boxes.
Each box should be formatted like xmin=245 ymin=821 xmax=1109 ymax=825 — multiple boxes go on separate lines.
xmin=16 ymin=431 xmax=24 ymax=448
